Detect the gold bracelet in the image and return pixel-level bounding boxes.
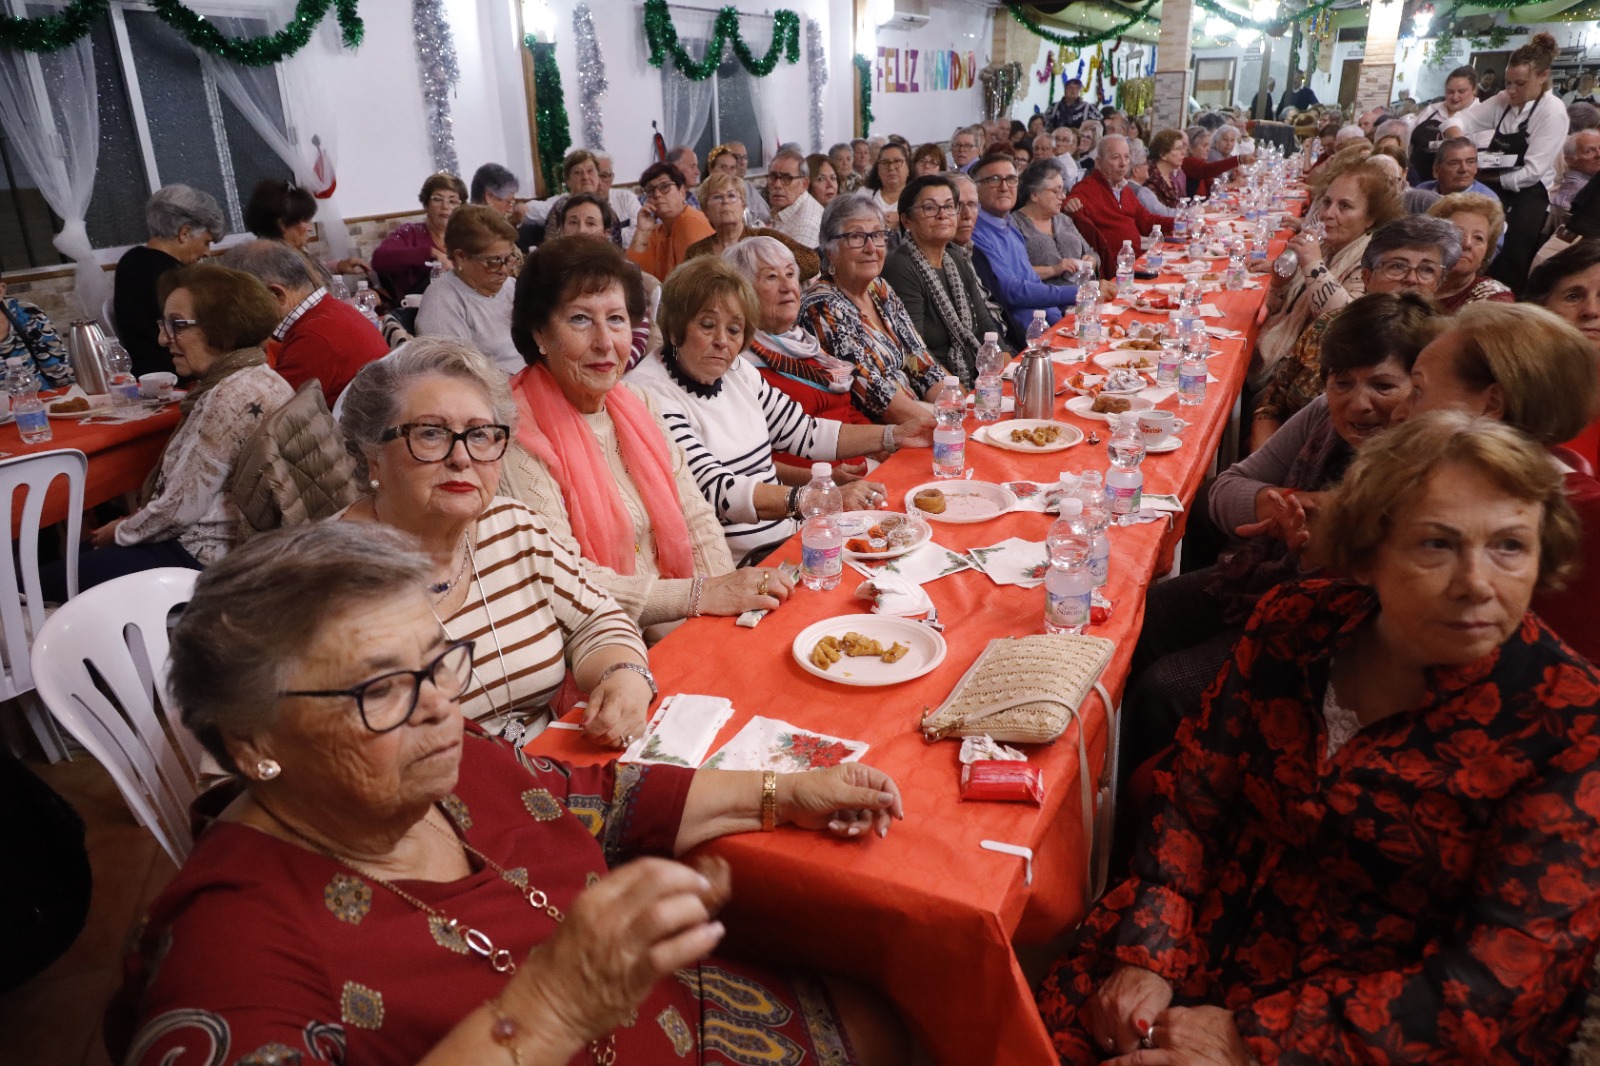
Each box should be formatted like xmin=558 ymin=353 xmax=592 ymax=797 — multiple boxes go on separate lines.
xmin=760 ymin=770 xmax=778 ymax=831
xmin=486 ymin=999 xmax=525 ymax=1066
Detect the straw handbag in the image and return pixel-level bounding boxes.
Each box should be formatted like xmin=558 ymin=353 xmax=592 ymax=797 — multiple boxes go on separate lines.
xmin=920 ymin=634 xmax=1114 ymax=744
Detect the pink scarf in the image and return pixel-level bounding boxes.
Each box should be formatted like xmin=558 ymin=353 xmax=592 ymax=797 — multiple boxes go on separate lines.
xmin=510 ymin=364 xmax=695 ymax=579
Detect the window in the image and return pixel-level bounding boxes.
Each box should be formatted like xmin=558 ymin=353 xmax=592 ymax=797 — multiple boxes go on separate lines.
xmin=0 ymin=1 xmax=291 ymax=271
xmin=660 ymin=12 xmax=771 ymax=174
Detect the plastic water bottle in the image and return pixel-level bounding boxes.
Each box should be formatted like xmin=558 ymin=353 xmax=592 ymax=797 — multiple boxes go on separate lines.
xmin=798 ymin=462 xmax=843 ymax=591
xmin=106 ymin=341 xmax=140 ymax=405
xmin=1187 ymin=223 xmax=1206 ymax=263
xmin=8 ymin=358 xmax=51 ymax=444
xmin=1146 ymin=226 xmax=1164 ymax=274
xmin=1082 ymin=490 xmax=1112 ymax=588
xmin=329 ymin=275 xmax=351 ymax=302
xmin=353 ymin=281 xmax=382 ymax=327
xmin=1106 ymin=415 xmax=1146 ymax=517
xmin=1044 ymin=498 xmax=1093 ymax=635
xmin=1024 ymin=310 xmax=1049 ymax=352
xmin=1179 ymin=333 xmax=1209 ymax=407
xmin=1157 ymin=316 xmax=1184 ymax=387
xmin=1179 ymin=279 xmax=1203 ymax=332
xmin=1114 ymin=240 xmax=1135 ymax=300
xmin=974 ymin=332 xmax=1004 ymax=423
xmin=1173 ymin=200 xmax=1190 ymax=241
xmin=1224 ymin=254 xmax=1247 ymax=292
xmin=932 ymin=376 xmax=965 ymax=479
xmin=1081 ymin=299 xmax=1103 ymax=348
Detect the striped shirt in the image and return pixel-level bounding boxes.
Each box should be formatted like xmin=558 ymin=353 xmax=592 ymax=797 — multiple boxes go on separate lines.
xmin=443 ymin=498 xmax=648 ymax=734
xmin=798 ymin=276 xmax=947 ymax=420
xmin=627 ymin=350 xmax=841 ymax=565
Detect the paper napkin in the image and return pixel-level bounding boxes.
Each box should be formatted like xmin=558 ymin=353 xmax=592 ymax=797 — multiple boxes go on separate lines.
xmin=847 ymin=541 xmax=972 ymax=584
xmin=621 ymin=694 xmax=736 ymax=767
xmin=854 ymin=572 xmax=935 ymax=617
xmin=966 ymin=537 xmax=1049 ymax=588
xmin=703 ymin=716 xmax=869 ymax=772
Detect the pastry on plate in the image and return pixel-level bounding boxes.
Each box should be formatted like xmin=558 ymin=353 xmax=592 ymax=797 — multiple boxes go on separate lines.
xmin=1092 ymin=394 xmax=1132 ymax=414
xmin=913 ymin=488 xmax=946 ymax=514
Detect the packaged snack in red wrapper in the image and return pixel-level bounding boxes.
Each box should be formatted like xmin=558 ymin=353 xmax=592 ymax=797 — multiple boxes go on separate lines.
xmin=960 ymin=760 xmax=1044 ymax=804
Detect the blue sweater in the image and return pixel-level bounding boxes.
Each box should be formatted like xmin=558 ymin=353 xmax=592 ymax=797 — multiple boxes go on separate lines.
xmin=970 ymin=210 xmax=1072 ymax=336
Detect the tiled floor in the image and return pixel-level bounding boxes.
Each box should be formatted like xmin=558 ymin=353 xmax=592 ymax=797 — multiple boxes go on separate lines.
xmin=0 ymin=756 xmax=176 ymax=1066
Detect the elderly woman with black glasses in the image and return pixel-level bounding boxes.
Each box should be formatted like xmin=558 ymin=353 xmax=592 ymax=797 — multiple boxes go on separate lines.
xmin=338 ymin=336 xmax=652 ymax=747
xmin=800 ymin=194 xmax=951 ymax=423
xmin=416 ymin=205 xmax=524 ymax=375
xmin=881 ymin=175 xmax=1004 ymax=387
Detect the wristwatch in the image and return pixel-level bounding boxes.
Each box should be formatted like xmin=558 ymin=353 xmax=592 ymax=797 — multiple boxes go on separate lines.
xmin=882 ymin=424 xmax=898 ymax=453
xmin=598 ymin=661 xmax=657 ymax=700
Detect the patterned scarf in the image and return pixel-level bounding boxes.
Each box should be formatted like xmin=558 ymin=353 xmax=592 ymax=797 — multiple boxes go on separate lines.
xmin=138 ymin=346 xmax=268 ymax=506
xmin=906 ymin=241 xmax=980 ymax=385
xmin=746 ymin=328 xmax=854 ymax=393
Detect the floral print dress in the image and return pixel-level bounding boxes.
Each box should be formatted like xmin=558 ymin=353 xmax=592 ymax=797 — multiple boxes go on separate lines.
xmin=1040 ymin=580 xmax=1600 ymax=1064
xmin=799 ymin=277 xmax=948 ymax=421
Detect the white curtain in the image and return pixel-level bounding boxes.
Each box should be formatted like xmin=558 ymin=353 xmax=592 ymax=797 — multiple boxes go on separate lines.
xmin=0 ymin=38 xmax=107 ymax=321
xmin=660 ymin=48 xmax=714 ymax=155
xmin=198 ymin=16 xmax=355 ymax=259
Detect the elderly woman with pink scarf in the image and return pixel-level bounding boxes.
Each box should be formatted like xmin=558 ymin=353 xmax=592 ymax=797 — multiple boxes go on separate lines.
xmin=499 ymin=237 xmax=791 ymax=641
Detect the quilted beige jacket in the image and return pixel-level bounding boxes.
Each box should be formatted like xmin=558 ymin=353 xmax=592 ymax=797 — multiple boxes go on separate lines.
xmin=228 ymin=380 xmax=362 ymax=536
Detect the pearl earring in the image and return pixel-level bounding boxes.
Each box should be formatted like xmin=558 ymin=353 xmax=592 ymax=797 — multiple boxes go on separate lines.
xmin=256 ymin=758 xmax=281 ymax=780
xmin=369 ymin=479 xmax=380 ymax=491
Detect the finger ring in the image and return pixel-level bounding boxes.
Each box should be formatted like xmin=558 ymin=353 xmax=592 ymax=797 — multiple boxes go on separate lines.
xmin=1103 ymin=1036 xmax=1117 ymax=1051
xmin=1141 ymin=1027 xmax=1155 ymax=1049
xmin=756 ymin=571 xmax=770 ymax=596
xmin=620 ymin=734 xmax=635 ymax=746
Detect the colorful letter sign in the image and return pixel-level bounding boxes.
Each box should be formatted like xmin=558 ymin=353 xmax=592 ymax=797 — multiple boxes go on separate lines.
xmin=877 ymin=46 xmax=976 ymax=93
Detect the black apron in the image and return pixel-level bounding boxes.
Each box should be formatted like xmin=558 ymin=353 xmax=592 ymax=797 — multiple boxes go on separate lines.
xmin=1483 ymin=93 xmax=1552 ymax=292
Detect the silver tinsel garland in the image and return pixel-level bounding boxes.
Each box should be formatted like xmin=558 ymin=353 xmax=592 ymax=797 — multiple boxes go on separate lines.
xmin=413 ymin=0 xmax=460 ymax=175
xmin=573 ymin=3 xmax=607 ymax=149
xmin=806 ymin=18 xmax=826 ymax=154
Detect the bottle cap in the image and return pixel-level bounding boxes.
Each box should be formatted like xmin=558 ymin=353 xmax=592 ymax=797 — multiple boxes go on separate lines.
xmin=1032 ymin=310 xmax=1046 ymax=319
xmin=983 ymin=331 xmax=998 ymax=342
xmin=944 ymin=375 xmax=958 ymax=385
xmin=812 ymin=462 xmax=831 ymax=479
xmin=1059 ymin=497 xmax=1083 ymax=516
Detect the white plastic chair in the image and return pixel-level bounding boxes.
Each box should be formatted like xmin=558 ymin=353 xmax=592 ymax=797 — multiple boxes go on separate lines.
xmin=32 ymin=568 xmax=202 ymax=866
xmin=0 ymin=449 xmax=87 ymax=762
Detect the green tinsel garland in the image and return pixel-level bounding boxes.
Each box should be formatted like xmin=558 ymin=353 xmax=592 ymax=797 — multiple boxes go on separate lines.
xmin=643 ymin=0 xmax=799 ymax=82
xmin=1006 ymin=1 xmax=1159 ymax=48
xmin=1 ymin=0 xmax=363 ymax=65
xmin=527 ymin=37 xmax=573 ymax=195
xmin=854 ymin=54 xmax=872 ymax=138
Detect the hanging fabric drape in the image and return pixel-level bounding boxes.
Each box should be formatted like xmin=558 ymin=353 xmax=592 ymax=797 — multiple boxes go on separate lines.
xmin=198 ymin=14 xmax=354 ymax=260
xmin=0 ymin=38 xmax=108 ymax=323
xmin=660 ymin=55 xmax=714 ymax=159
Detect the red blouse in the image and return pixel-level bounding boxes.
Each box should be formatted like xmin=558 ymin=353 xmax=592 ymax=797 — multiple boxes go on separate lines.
xmin=1039 ymin=580 xmax=1600 ymax=1063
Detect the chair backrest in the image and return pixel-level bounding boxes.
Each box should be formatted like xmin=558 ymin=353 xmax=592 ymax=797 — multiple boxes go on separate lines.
xmin=31 ymin=568 xmax=203 ymax=866
xmin=0 ymin=450 xmax=86 ymax=701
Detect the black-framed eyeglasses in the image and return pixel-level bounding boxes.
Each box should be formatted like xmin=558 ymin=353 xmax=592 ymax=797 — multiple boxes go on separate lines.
xmin=284 ymin=640 xmax=476 ymax=733
xmin=157 ymin=316 xmax=198 ymax=342
xmin=381 ymin=422 xmax=511 ymax=463
xmin=916 ymin=202 xmax=959 ymax=218
xmin=833 ymin=229 xmax=890 ymax=250
xmin=1374 ymin=258 xmax=1443 ymax=283
xmin=643 ymin=180 xmax=679 ymax=198
xmin=768 ymin=170 xmax=806 ymax=185
xmin=468 ymin=252 xmax=520 ymax=273
xmin=977 ymin=174 xmax=1020 ymax=187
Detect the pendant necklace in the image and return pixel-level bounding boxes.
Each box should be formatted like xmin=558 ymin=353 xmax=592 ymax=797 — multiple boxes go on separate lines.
xmin=429 ymin=533 xmax=471 ymax=601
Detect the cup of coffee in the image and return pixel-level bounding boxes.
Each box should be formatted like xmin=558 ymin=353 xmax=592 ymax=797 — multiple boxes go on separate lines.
xmin=138 ymin=372 xmax=177 ymax=400
xmin=1137 ymin=409 xmax=1176 ymax=445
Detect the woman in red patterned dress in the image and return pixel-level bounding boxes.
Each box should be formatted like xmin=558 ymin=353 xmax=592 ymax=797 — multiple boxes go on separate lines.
xmin=1040 ymin=412 xmax=1600 ymax=1064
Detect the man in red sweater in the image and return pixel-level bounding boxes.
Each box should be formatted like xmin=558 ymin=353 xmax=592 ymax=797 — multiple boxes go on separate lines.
xmin=221 ymin=240 xmax=388 ymax=406
xmin=1064 ymin=135 xmax=1167 ymax=254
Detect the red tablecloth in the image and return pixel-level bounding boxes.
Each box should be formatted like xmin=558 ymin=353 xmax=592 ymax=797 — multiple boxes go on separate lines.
xmin=527 ymin=224 xmax=1291 ymax=1064
xmin=3 ymin=403 xmax=179 ymax=529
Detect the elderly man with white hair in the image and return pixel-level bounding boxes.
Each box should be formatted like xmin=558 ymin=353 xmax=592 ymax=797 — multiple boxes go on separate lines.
xmin=1335 ymin=124 xmax=1369 ymax=151
xmin=1554 ymin=129 xmax=1600 ymax=211
xmin=764 ymin=146 xmax=824 ymax=248
xmin=1062 ymin=135 xmax=1167 ymax=253
xmin=592 ymin=151 xmax=640 ymax=244
xmin=1052 ymin=127 xmax=1084 ymax=188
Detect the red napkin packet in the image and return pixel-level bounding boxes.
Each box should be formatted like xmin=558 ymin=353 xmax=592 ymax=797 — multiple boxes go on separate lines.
xmin=960 ymin=760 xmax=1044 ymax=804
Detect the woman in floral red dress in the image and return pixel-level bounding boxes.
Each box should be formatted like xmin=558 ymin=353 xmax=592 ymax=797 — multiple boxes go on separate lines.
xmin=1040 ymin=411 xmax=1600 ymax=1064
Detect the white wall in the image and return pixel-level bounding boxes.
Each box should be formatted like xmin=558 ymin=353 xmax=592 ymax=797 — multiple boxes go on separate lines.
xmin=867 ymin=0 xmax=991 ymax=143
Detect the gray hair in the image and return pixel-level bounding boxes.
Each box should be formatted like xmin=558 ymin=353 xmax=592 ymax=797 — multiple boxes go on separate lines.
xmin=1373 ymin=119 xmax=1410 ymax=145
xmin=771 ymin=146 xmax=807 ymax=170
xmin=1213 ymin=126 xmax=1239 ymax=149
xmin=777 ymin=142 xmax=804 ymax=157
xmin=1127 ymin=139 xmax=1149 ymax=166
xmin=218 ymin=239 xmax=314 ymax=291
xmin=1361 ymin=214 xmax=1464 ymax=272
xmin=1336 ymin=124 xmax=1367 ymax=143
xmin=949 ymin=170 xmax=977 ymax=195
xmin=1017 ymin=158 xmax=1065 ymax=209
xmin=724 ymin=234 xmax=798 ymax=280
xmin=145 ymin=184 xmax=227 ymax=241
xmin=170 ymin=520 xmax=433 ymax=774
xmin=829 ymin=142 xmax=852 ymax=157
xmin=1184 ymin=125 xmax=1210 ymax=148
xmin=1096 ymin=134 xmax=1128 ymax=162
xmin=818 ymin=192 xmax=886 ymax=269
xmin=339 ymin=337 xmax=516 ymax=479
xmin=1079 ymin=119 xmax=1104 ymax=138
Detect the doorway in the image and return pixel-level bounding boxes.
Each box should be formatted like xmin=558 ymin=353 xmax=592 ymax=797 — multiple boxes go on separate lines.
xmin=1337 ymin=57 xmax=1362 ymax=111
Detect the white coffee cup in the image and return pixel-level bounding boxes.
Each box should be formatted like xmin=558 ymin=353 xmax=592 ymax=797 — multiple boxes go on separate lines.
xmin=138 ymin=372 xmax=177 ymax=400
xmin=1137 ymin=410 xmax=1176 ymax=444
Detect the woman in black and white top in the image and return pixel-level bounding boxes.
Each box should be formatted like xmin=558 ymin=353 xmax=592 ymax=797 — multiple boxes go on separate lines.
xmin=1442 ymin=33 xmax=1570 ymax=291
xmin=628 ymin=257 xmax=932 ymax=565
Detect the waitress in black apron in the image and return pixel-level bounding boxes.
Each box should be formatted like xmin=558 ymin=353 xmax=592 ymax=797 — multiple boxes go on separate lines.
xmin=1443 ymin=33 xmax=1569 ymax=292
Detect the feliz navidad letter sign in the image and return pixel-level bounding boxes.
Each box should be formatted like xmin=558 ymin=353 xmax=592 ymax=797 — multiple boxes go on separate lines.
xmin=876 ymin=46 xmax=977 ymax=93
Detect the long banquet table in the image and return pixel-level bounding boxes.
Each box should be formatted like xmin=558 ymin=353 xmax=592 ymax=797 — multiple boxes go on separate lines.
xmin=1 ymin=400 xmax=180 ymax=528
xmin=529 ymin=214 xmax=1296 ymax=1064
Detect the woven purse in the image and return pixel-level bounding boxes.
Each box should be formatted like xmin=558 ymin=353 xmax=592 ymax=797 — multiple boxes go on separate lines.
xmin=920 ymin=634 xmax=1115 ymax=744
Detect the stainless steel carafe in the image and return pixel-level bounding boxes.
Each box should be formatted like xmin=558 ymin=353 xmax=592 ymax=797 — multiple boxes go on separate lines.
xmin=1011 ymin=348 xmax=1055 ymax=421
xmin=66 ymin=319 xmax=112 ymax=395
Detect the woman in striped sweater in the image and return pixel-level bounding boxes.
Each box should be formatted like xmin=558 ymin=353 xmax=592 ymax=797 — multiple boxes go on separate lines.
xmin=629 ymin=257 xmax=932 ymax=565
xmin=338 ymin=338 xmax=654 ymax=749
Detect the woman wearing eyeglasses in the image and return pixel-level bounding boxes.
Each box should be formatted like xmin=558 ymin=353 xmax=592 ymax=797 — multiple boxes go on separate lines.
xmin=1010 ymin=160 xmax=1095 ymax=287
xmin=801 ymin=194 xmax=952 ymax=423
xmin=338 ymin=337 xmax=652 ymax=747
xmin=627 ymin=161 xmax=715 ymax=283
xmin=881 ymin=175 xmax=1003 ymax=388
xmin=373 ymin=172 xmax=467 ymax=301
xmin=864 ymin=142 xmax=912 ymax=233
xmin=684 ymin=172 xmax=820 ymax=283
xmin=416 ymin=205 xmax=524 ymax=375
xmin=42 ymin=265 xmax=293 ymax=600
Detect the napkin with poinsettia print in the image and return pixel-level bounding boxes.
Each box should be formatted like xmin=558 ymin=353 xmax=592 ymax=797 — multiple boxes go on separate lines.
xmin=846 ymin=540 xmax=971 ymax=584
xmin=966 ymin=538 xmax=1049 ymax=588
xmin=701 ymin=716 xmax=869 ymax=772
xmin=620 ymin=694 xmax=735 ymax=767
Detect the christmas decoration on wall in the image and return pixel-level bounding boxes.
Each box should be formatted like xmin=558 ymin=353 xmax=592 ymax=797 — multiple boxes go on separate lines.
xmin=413 ymin=0 xmax=459 ymax=175
xmin=0 ymin=0 xmax=363 ymax=65
xmin=854 ymin=53 xmax=873 ymax=137
xmin=526 ymin=36 xmax=572 ymax=191
xmin=1090 ymin=44 xmax=1107 ymax=105
xmin=1005 ymin=0 xmax=1159 ymax=49
xmin=643 ymin=0 xmax=799 ymax=82
xmin=806 ymin=18 xmax=827 ymax=154
xmin=978 ymin=60 xmax=1024 ymax=120
xmin=572 ymin=3 xmax=606 ymax=149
